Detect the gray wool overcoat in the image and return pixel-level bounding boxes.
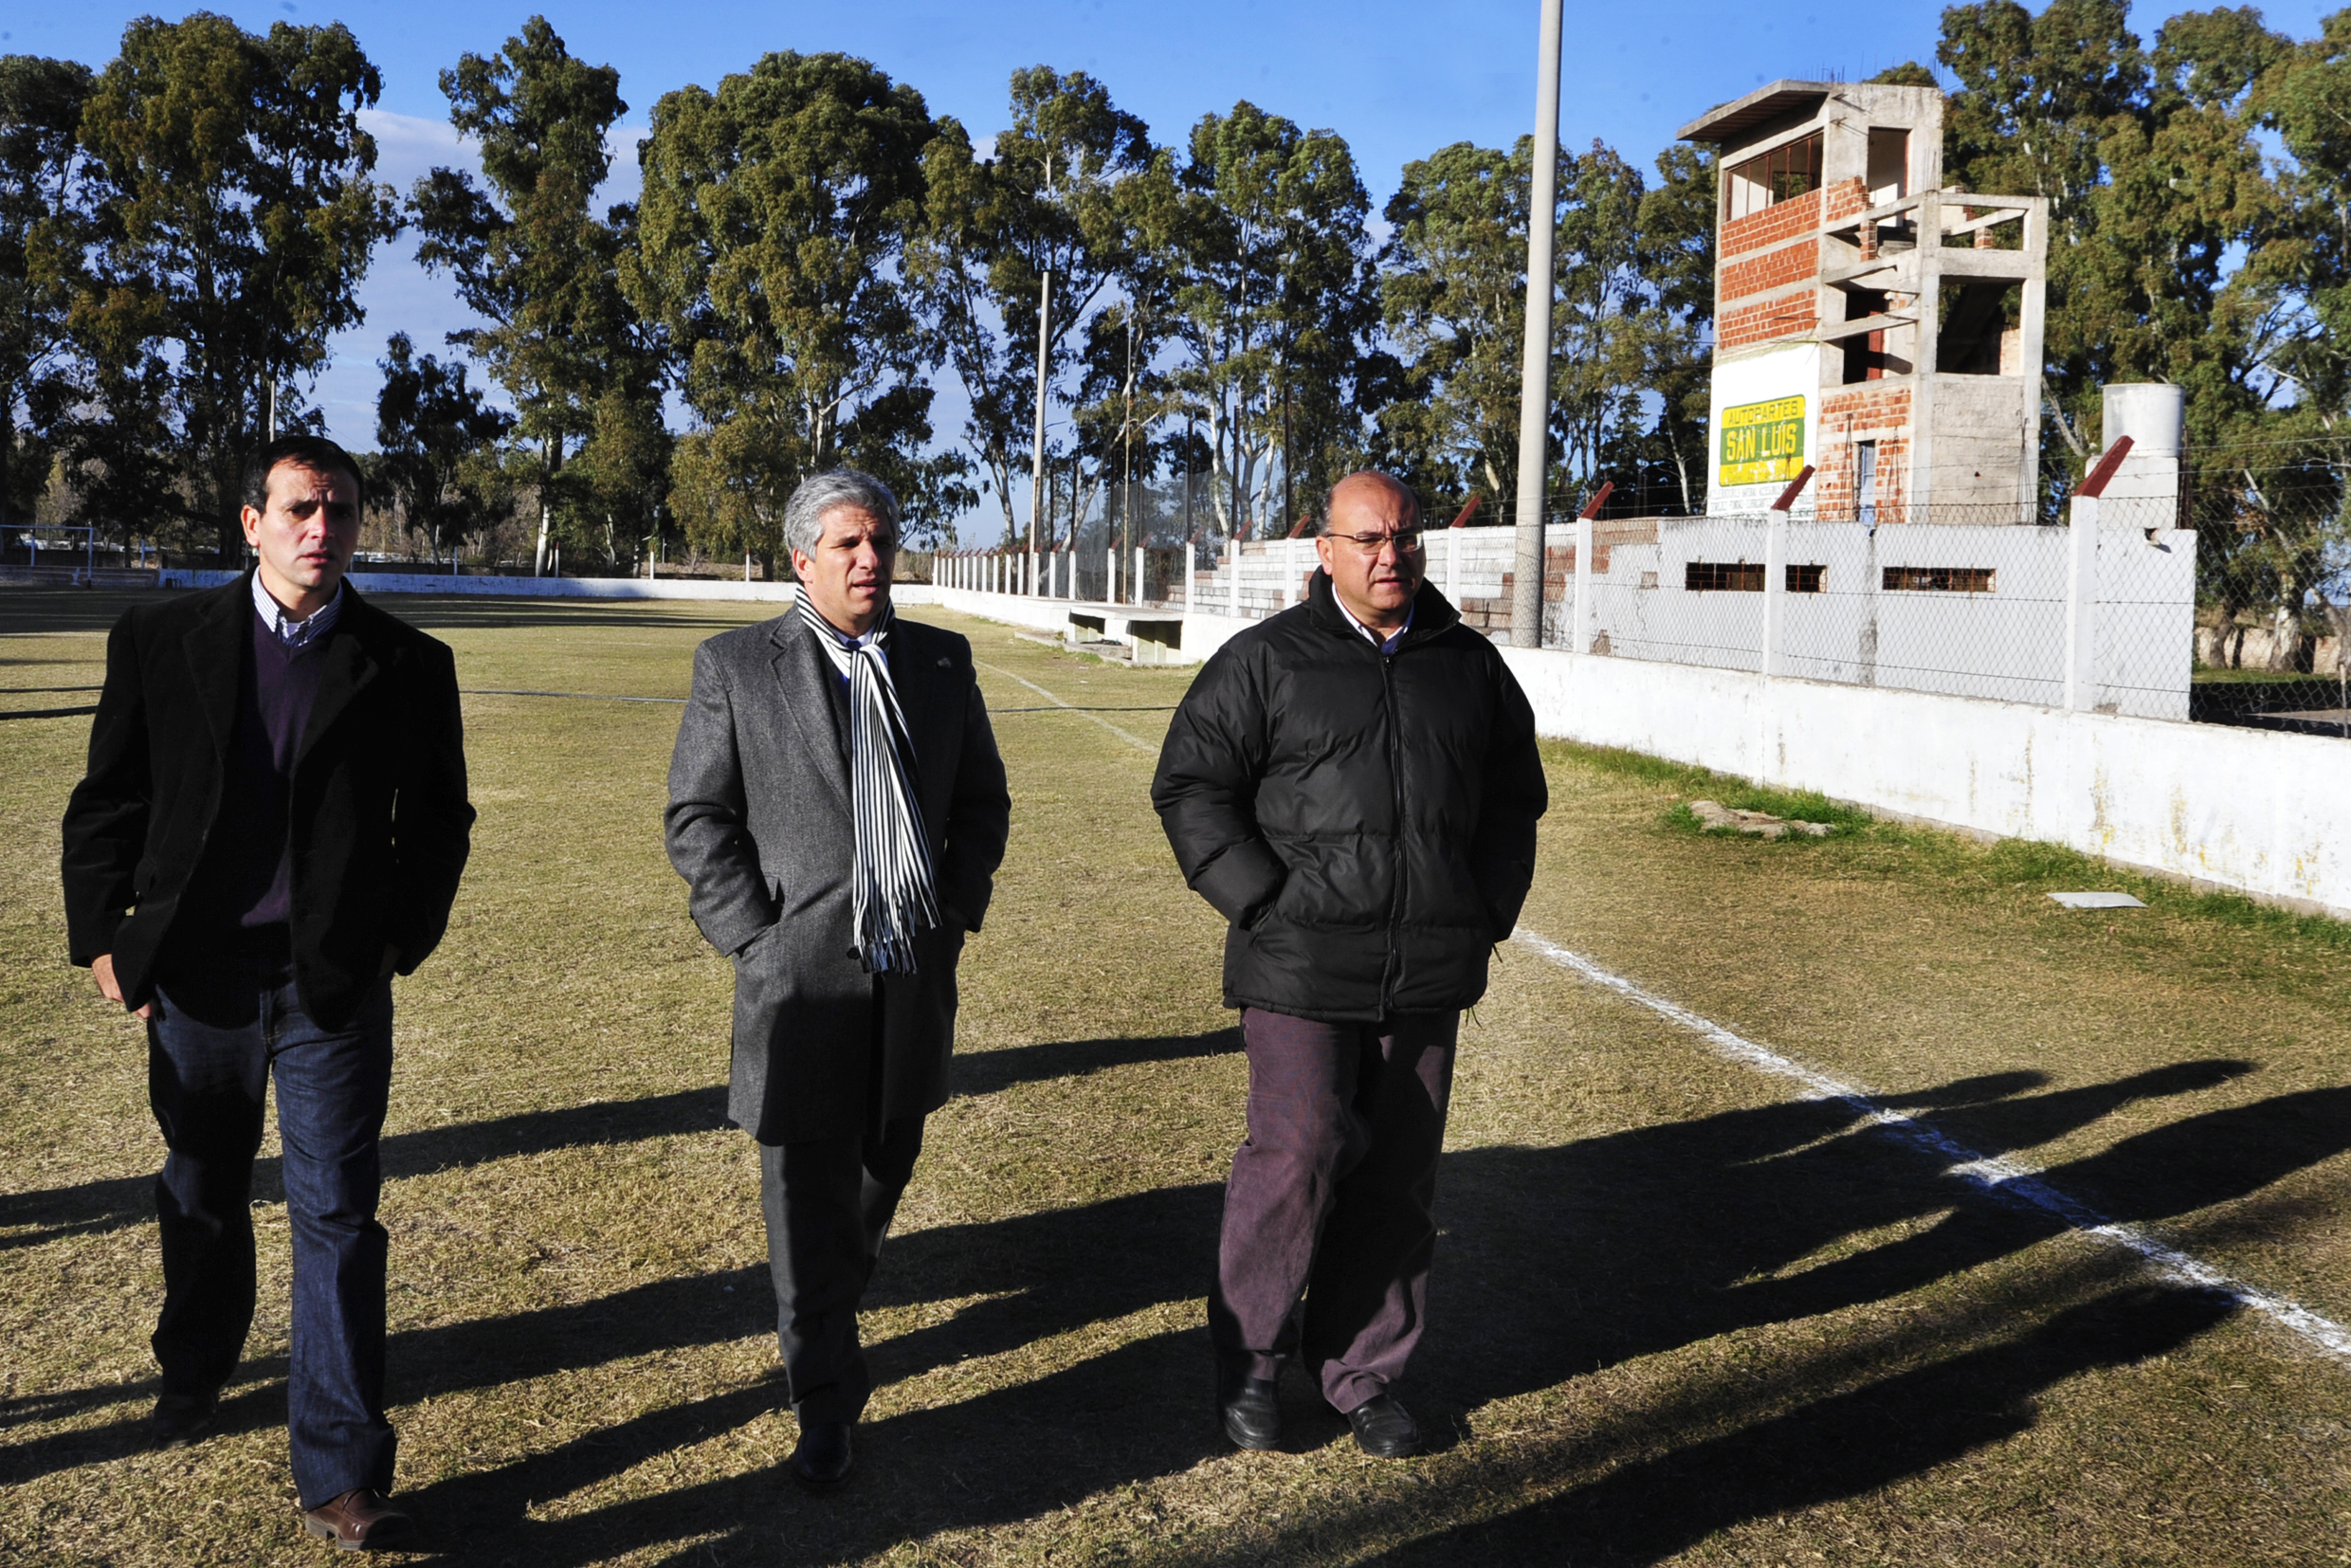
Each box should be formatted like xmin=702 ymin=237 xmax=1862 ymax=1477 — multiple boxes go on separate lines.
xmin=665 ymin=610 xmax=1010 ymax=1144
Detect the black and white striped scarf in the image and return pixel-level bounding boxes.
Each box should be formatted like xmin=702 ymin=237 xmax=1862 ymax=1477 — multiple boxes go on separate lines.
xmin=797 ymin=593 xmax=939 ymax=974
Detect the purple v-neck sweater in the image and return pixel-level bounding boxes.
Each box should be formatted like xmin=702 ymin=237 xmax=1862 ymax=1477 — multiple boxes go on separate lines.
xmin=185 ymin=611 xmax=330 ymax=936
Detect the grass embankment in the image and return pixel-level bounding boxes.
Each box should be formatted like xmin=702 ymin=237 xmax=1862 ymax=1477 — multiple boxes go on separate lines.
xmin=0 ymin=591 xmax=2346 ymax=1565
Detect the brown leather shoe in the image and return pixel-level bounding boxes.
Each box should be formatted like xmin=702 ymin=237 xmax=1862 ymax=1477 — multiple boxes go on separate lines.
xmin=301 ymin=1489 xmax=416 ymax=1552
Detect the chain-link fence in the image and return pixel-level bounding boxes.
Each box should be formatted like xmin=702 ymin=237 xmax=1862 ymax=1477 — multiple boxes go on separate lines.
xmin=1544 ymin=499 xmax=2191 ymax=717
xmin=2185 ymin=445 xmax=2351 ymax=735
xmin=936 ymin=448 xmax=2351 ymax=738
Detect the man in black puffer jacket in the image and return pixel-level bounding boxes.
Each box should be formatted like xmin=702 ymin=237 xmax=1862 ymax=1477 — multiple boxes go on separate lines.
xmin=1152 ymin=470 xmax=1546 ymax=1459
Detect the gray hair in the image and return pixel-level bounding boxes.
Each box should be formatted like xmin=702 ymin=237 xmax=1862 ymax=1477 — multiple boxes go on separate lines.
xmin=783 ymin=469 xmax=901 ymax=559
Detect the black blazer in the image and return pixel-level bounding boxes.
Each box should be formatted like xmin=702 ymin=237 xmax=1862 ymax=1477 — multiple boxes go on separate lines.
xmin=62 ymin=574 xmax=475 ymax=1029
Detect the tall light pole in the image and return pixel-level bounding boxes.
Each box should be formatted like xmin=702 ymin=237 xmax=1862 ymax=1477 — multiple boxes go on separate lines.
xmin=1028 ymin=145 xmax=1055 ymax=583
xmin=1511 ymin=0 xmax=1564 ymax=648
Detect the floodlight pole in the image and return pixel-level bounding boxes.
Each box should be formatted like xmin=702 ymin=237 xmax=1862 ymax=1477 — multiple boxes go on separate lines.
xmin=1510 ymin=0 xmax=1564 ymax=648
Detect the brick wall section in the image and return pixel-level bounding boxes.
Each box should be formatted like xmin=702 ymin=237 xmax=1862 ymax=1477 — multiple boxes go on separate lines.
xmin=1722 ymin=240 xmax=1820 ymax=302
xmin=1721 ymin=187 xmax=1824 ymax=259
xmin=1457 ymin=543 xmax=1624 ymax=635
xmin=1822 ymin=176 xmax=1868 ymax=225
xmin=1720 ymin=294 xmax=1820 ymax=351
xmin=1814 ymin=384 xmax=1915 ymax=519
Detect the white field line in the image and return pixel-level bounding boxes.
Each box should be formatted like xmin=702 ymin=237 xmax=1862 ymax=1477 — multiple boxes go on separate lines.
xmin=1512 ymin=927 xmax=2351 ymax=1363
xmin=975 ymin=660 xmax=1157 ymax=753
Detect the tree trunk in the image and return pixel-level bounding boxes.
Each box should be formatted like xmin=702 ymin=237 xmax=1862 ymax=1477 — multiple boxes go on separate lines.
xmin=534 ymin=432 xmax=559 ymax=576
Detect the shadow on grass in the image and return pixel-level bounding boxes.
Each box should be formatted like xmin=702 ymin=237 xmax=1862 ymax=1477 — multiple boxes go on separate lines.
xmin=390 ymin=1060 xmax=2321 ymax=1562
xmin=1418 ymin=1059 xmax=2320 ymax=1413
xmin=950 ymin=1028 xmax=1236 ymax=1098
xmin=0 ymin=1028 xmax=1233 ymax=1253
xmin=1343 ymin=1285 xmax=2237 ymax=1567
xmin=0 ymin=1087 xmax=731 ymax=1253
xmin=6 ymin=1051 xmax=2338 ymax=1561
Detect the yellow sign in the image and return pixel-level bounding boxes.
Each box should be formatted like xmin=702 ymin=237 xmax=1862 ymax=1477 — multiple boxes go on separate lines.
xmin=1718 ymin=395 xmax=1807 ymax=487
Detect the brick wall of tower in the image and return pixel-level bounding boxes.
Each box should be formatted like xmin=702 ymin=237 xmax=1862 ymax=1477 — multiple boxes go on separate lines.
xmin=1721 ymin=241 xmax=1821 ymax=300
xmin=1715 ymin=178 xmax=1872 ymax=355
xmin=1721 ymin=186 xmax=1824 ymax=260
xmin=1720 ymin=296 xmax=1820 ymax=351
xmin=1813 ymin=384 xmax=1915 ymax=519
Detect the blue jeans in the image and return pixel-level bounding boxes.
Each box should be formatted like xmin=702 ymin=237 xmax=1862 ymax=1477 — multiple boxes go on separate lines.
xmin=147 ymin=959 xmax=395 ymax=1508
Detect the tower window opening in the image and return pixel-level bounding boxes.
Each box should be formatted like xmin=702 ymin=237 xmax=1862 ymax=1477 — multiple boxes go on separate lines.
xmin=1724 ymin=133 xmax=1823 ymax=222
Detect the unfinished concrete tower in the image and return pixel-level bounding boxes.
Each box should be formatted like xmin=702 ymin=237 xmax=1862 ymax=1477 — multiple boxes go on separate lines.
xmin=1680 ymin=81 xmax=2049 ymax=522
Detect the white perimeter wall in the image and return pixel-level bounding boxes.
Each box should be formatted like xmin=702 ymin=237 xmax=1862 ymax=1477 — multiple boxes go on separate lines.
xmin=1501 ymin=647 xmax=2351 ymax=921
xmin=147 ymin=569 xmax=2345 ymax=920
xmin=160 ymin=569 xmax=820 ymax=604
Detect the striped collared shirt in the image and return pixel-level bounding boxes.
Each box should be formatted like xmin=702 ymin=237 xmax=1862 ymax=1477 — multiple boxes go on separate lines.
xmin=250 ymin=573 xmax=344 ymax=648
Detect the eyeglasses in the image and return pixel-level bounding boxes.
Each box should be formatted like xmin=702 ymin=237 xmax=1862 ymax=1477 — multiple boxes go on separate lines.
xmin=1327 ymin=529 xmax=1424 ymax=556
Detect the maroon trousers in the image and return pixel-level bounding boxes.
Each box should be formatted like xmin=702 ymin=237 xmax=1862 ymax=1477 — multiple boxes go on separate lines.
xmin=1211 ymin=1007 xmax=1458 ymax=1413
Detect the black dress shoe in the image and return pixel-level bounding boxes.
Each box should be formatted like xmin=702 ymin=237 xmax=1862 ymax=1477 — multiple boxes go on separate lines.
xmin=1219 ymin=1375 xmax=1282 ymax=1450
xmin=790 ymin=1421 xmax=854 ymax=1486
xmin=152 ymin=1391 xmax=217 ymax=1450
xmin=1345 ymin=1395 xmax=1421 ymax=1458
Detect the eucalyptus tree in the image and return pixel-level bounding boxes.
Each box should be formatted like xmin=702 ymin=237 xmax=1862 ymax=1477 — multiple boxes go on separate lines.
xmin=70 ymin=13 xmax=396 ymax=556
xmin=1548 ymin=144 xmax=1666 ymax=490
xmin=0 ymin=55 xmax=92 ymax=531
xmin=410 ymin=15 xmax=633 ymax=574
xmin=374 ymin=331 xmax=515 ymax=559
xmin=1155 ymin=101 xmax=1375 ymax=540
xmin=1380 ymin=139 xmax=1536 ymax=504
xmin=1601 ymin=143 xmax=1718 ymax=514
xmin=910 ymin=66 xmax=1154 ymax=546
xmin=1381 ymin=136 xmax=1712 ymax=517
xmin=627 ymin=50 xmax=939 ymax=572
xmin=1935 ymin=3 xmax=2284 ymax=467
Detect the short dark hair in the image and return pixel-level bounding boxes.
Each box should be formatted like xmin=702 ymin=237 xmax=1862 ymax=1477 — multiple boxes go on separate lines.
xmin=241 ymin=435 xmax=365 ymax=517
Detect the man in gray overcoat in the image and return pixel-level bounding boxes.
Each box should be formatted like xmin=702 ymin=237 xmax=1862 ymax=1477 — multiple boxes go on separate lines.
xmin=665 ymin=469 xmax=1010 ymax=1486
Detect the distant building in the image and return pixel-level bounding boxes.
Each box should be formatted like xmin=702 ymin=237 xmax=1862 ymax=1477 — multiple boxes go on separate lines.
xmin=1680 ymin=81 xmax=2049 ymax=522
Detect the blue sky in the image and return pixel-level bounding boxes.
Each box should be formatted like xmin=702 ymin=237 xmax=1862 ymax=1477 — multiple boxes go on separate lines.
xmin=16 ymin=0 xmax=2343 ymax=541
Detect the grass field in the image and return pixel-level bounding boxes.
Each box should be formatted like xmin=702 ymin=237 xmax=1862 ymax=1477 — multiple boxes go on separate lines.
xmin=4 ymin=589 xmax=2350 ymax=1565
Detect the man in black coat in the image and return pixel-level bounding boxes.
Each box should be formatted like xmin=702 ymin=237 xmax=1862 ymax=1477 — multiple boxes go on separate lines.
xmin=1151 ymin=470 xmax=1546 ymax=1459
xmin=665 ymin=469 xmax=1009 ymax=1487
xmin=61 ymin=435 xmax=472 ymax=1551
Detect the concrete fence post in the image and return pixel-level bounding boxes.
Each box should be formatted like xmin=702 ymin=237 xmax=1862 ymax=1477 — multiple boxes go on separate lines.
xmin=1573 ymin=516 xmax=1594 ymax=656
xmin=1230 ymin=539 xmax=1242 ymax=617
xmin=2065 ymin=434 xmax=2135 ymax=712
xmin=2065 ymin=495 xmax=2098 ymax=711
xmin=1762 ymin=510 xmax=1787 ymax=677
xmin=1184 ymin=539 xmax=1194 ymax=612
xmin=1445 ymin=526 xmax=1460 ymax=604
xmin=1134 ymin=544 xmax=1144 ymax=606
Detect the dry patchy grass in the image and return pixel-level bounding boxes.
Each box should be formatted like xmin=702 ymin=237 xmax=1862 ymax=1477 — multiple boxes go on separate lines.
xmin=1 ymin=590 xmax=2347 ymax=1565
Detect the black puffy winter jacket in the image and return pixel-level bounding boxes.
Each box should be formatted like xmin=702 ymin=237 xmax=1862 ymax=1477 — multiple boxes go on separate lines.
xmin=1151 ymin=569 xmax=1547 ymax=1021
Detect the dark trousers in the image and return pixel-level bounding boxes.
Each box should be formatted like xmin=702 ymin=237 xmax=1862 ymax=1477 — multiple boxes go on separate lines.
xmin=1211 ymin=1007 xmax=1458 ymax=1414
xmin=758 ymin=1116 xmax=924 ymax=1425
xmin=146 ymin=957 xmax=395 ymax=1509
